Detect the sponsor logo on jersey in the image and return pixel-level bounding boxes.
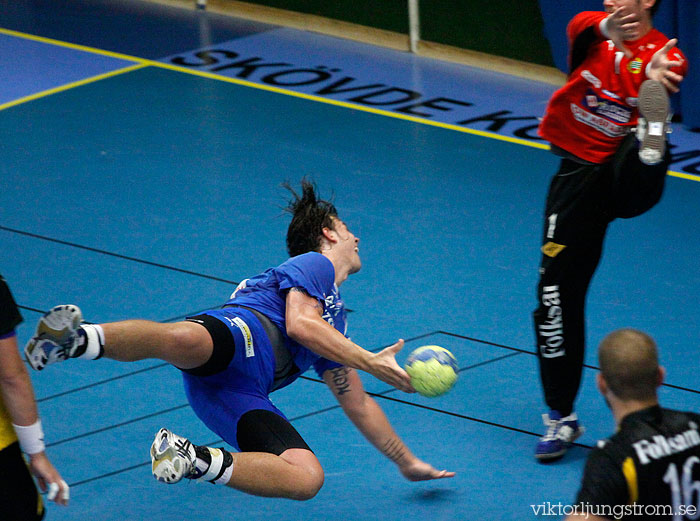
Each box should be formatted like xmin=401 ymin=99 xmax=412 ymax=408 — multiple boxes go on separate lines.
xmin=322 ymin=284 xmax=345 ymax=330
xmin=582 ymin=91 xmax=632 ymax=124
xmin=632 ymin=423 xmax=700 ymax=465
xmin=628 ymin=58 xmax=643 ymax=74
xmin=596 ymin=100 xmax=632 ymax=123
xmin=571 ymin=104 xmax=628 ymax=138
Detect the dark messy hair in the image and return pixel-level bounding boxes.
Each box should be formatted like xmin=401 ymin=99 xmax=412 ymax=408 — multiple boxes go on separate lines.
xmin=283 ymin=179 xmax=338 ymax=257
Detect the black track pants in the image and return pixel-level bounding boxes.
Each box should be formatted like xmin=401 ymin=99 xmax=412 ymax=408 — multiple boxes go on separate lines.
xmin=534 ymin=135 xmax=669 ymax=416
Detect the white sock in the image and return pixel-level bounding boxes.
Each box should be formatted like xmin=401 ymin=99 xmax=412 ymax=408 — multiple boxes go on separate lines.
xmin=195 ymin=446 xmax=234 ymax=485
xmin=78 ymin=324 xmax=105 ymax=360
xmin=215 ymin=461 xmax=234 ymax=485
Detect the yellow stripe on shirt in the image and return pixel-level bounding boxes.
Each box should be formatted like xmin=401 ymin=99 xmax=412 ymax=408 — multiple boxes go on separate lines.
xmin=622 ymin=456 xmax=639 ymax=504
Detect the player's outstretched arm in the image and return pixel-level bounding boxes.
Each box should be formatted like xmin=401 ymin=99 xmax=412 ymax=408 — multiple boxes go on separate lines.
xmin=0 ymin=335 xmax=69 ymax=505
xmin=286 ymin=288 xmax=413 ymax=392
xmin=322 ymin=366 xmax=455 ymax=481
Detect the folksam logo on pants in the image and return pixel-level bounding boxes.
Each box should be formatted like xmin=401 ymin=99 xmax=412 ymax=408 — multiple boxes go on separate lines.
xmin=539 ymin=285 xmax=564 ymax=358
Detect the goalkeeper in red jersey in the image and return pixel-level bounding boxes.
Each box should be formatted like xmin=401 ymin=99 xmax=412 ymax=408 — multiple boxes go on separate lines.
xmin=533 ymin=0 xmax=687 ymax=461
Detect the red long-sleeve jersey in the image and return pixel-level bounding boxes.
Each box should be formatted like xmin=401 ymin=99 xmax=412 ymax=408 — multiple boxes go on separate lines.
xmin=539 ymin=11 xmax=687 ymax=164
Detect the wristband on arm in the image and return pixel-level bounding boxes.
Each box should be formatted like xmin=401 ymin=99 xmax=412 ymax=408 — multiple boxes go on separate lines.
xmin=13 ymin=419 xmax=45 ymax=454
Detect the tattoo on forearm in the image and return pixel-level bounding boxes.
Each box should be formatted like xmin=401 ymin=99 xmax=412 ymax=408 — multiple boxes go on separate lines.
xmin=330 ymin=367 xmax=351 ymax=395
xmin=382 ymin=437 xmax=407 ymax=464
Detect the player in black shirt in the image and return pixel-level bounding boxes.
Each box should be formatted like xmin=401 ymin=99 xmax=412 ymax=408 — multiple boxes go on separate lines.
xmin=566 ymin=329 xmax=700 ymax=520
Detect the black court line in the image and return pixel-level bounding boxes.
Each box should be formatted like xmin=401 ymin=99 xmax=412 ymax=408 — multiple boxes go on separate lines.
xmin=39 ymin=327 xmax=700 ymax=444
xmin=5 ymin=226 xmax=353 ymax=315
xmin=41 ymin=330 xmax=444 ymax=436
xmin=438 ymin=330 xmax=700 ymax=396
xmin=65 ymin=403 xmax=359 ymax=488
xmin=46 ymin=403 xmax=190 ymax=449
xmin=17 ymin=305 xmax=46 ymax=315
xmin=38 ymin=328 xmax=699 ymax=487
xmin=1 ymin=225 xmax=239 ymax=285
xmin=40 ymin=332 xmax=451 ymax=474
xmin=35 ymin=327 xmax=436 ymax=404
xmin=36 ymin=362 xmax=169 ymax=403
xmin=31 ymin=325 xmax=700 ymax=408
xmin=20 ymin=304 xmax=228 ymax=322
xmin=47 ymin=348 xmax=515 ymax=450
xmin=297 ymin=351 xmax=594 ymax=448
xmin=60 ymin=348 xmax=564 ymax=488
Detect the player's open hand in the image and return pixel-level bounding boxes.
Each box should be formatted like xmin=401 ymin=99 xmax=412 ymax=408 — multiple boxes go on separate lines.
xmin=648 ymin=39 xmax=684 ymax=93
xmin=399 ymin=458 xmax=456 ymax=482
xmin=606 ymin=6 xmax=641 ymax=58
xmin=368 ymin=339 xmax=415 ymax=393
xmin=29 ymin=452 xmax=70 ymax=506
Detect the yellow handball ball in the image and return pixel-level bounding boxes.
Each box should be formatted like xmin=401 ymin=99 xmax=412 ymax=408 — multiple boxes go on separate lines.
xmin=404 ymin=345 xmax=459 ymax=397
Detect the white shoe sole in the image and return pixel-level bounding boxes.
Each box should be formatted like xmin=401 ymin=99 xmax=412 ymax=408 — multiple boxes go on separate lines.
xmin=638 ymin=80 xmax=670 ymax=165
xmin=151 ymin=428 xmax=195 ymax=484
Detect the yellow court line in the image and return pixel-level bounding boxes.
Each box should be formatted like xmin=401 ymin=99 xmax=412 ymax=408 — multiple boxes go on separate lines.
xmin=141 ymin=61 xmax=548 ymax=150
xmin=2 ymin=26 xmax=697 ymax=182
xmin=0 ymin=26 xmax=541 ymax=148
xmin=154 ymin=66 xmax=700 ymax=182
xmin=0 ymin=63 xmax=148 ymax=112
xmin=0 ymin=27 xmax=148 ymax=64
xmin=668 ymin=171 xmax=700 ymax=182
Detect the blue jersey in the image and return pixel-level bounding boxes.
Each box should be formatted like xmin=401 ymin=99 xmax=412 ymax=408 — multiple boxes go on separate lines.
xmin=182 ymin=252 xmax=347 ymax=449
xmin=226 ymin=252 xmax=345 ymax=379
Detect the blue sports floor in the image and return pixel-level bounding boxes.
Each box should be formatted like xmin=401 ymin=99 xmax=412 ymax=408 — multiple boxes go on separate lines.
xmin=1 ymin=1 xmax=699 ymax=520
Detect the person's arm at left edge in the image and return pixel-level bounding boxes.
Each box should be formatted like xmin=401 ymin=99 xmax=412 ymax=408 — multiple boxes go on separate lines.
xmin=322 ymin=365 xmax=455 ymax=481
xmin=0 ymin=333 xmax=69 ymax=505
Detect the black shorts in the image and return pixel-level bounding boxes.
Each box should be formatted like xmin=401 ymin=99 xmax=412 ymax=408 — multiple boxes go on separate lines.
xmin=0 ymin=442 xmax=44 ymax=521
xmin=0 ymin=275 xmax=23 ymax=337
xmin=183 ymin=312 xmax=311 ymax=455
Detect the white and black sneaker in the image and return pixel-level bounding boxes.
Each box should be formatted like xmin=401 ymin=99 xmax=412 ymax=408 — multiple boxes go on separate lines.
xmin=24 ymin=305 xmax=83 ymax=371
xmin=637 ymin=80 xmax=671 ymax=166
xmin=150 ymin=428 xmax=197 ymax=484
